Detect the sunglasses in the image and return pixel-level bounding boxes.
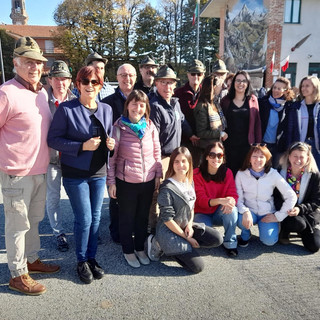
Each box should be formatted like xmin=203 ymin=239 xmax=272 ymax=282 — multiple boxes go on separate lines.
xmin=80 ymin=79 xmax=100 ymax=86
xmin=251 ymin=143 xmax=267 ymax=147
xmin=289 ymin=141 xmax=311 ymax=151
xmin=208 ymin=152 xmax=224 ymax=160
xmin=190 ymin=73 xmax=203 ymax=77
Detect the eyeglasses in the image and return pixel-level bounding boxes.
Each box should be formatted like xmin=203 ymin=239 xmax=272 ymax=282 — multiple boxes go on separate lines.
xmin=235 ymin=79 xmax=248 ymax=84
xmin=80 ymin=79 xmax=100 ymax=86
xmin=208 ymin=152 xmax=224 ymax=160
xmin=190 ymin=73 xmax=203 ymax=77
xmin=251 ymin=143 xmax=267 ymax=147
xmin=118 ymin=73 xmax=136 ymax=78
xmin=159 ymin=80 xmax=176 ymax=86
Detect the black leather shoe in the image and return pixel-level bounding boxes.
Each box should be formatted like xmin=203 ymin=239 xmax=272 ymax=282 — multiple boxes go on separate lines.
xmin=87 ymin=259 xmax=104 ymax=279
xmin=77 ymin=261 xmax=93 ymax=284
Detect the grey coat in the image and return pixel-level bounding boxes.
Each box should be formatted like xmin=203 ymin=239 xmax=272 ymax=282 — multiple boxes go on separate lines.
xmin=156 ymin=179 xmax=194 ymax=256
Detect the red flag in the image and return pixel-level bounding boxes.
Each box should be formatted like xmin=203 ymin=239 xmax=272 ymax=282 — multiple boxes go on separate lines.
xmin=281 ymin=55 xmax=290 ymax=72
xmin=270 ymin=51 xmax=275 ymax=73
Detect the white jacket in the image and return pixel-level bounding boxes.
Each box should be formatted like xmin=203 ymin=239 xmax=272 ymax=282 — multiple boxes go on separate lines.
xmin=235 ymin=168 xmax=296 ymax=222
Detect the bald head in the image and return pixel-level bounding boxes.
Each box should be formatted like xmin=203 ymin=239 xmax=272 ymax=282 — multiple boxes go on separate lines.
xmin=116 ymin=63 xmax=137 ymax=97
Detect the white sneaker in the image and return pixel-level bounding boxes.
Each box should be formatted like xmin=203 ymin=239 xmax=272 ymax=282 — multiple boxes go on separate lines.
xmin=134 ymin=250 xmax=150 ymax=265
xmin=147 ymin=235 xmax=163 ymax=262
xmin=124 ymin=253 xmax=140 ymax=268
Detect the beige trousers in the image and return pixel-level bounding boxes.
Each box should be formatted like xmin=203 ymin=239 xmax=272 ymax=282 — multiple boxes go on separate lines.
xmin=0 ymin=172 xmax=46 ymax=278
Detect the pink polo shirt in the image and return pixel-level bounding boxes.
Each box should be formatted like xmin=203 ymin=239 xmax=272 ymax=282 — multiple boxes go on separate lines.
xmin=0 ymin=79 xmax=52 ymax=176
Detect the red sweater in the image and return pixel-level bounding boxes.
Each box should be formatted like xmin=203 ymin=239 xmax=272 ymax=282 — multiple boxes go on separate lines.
xmin=194 ymin=167 xmax=238 ymax=214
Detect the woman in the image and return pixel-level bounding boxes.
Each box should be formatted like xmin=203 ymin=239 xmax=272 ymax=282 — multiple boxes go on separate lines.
xmin=285 ymin=76 xmax=320 ymax=168
xmin=193 ymin=75 xmax=228 ymax=150
xmin=259 ymin=77 xmax=295 ymax=166
xmin=276 ymin=142 xmax=320 ymax=252
xmin=236 ymin=144 xmax=296 ymax=246
xmin=221 ymin=70 xmax=262 ymax=175
xmin=147 ymin=147 xmax=223 ymax=273
xmin=193 ymin=142 xmax=239 ymax=257
xmin=107 ymin=90 xmax=162 ymax=268
xmin=48 ymin=66 xmax=115 ymax=284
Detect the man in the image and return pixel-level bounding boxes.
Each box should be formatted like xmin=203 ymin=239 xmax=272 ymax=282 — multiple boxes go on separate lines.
xmin=134 ymin=56 xmax=158 ymax=97
xmin=46 ymin=60 xmax=76 ymax=252
xmin=73 ymin=52 xmax=114 ymax=100
xmin=174 ymin=59 xmax=204 ymax=166
xmin=148 ymin=65 xmax=195 ymax=232
xmin=211 ymin=59 xmax=229 ymax=105
xmin=0 ymin=36 xmax=60 ymax=296
xmin=102 ymin=63 xmax=137 ymax=243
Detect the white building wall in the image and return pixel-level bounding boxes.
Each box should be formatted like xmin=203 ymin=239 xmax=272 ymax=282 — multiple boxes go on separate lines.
xmin=281 ymin=0 xmax=320 ymax=85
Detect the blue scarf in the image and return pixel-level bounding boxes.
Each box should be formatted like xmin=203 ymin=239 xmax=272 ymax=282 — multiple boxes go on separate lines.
xmin=268 ymin=96 xmax=285 ymax=112
xmin=249 ymin=168 xmax=265 ymax=179
xmin=121 ymin=116 xmax=147 ymax=139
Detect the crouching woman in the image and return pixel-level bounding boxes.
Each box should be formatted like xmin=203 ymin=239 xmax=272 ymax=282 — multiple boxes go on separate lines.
xmin=151 ymin=147 xmax=223 ymax=273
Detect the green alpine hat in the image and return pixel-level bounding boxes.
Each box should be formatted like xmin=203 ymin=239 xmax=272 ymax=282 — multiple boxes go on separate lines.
xmin=13 ymin=36 xmax=47 ymax=62
xmin=48 ymin=60 xmax=72 ymax=78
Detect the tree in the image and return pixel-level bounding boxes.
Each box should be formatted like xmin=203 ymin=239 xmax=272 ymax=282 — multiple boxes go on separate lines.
xmin=0 ymin=29 xmax=15 ymax=84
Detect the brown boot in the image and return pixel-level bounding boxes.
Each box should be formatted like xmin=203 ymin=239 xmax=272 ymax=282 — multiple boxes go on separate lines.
xmin=9 ymin=274 xmax=46 ymax=295
xmin=27 ymin=259 xmax=60 ymax=274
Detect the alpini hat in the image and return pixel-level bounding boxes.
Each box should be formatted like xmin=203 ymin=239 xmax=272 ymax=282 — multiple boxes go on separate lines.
xmin=188 ymin=59 xmax=205 ymax=73
xmin=48 ymin=60 xmax=72 ymax=78
xmin=155 ymin=65 xmax=180 ymax=81
xmin=139 ymin=56 xmax=159 ymax=68
xmin=85 ymin=52 xmax=108 ymax=65
xmin=212 ymin=59 xmax=228 ymax=74
xmin=13 ymin=36 xmax=47 ymax=62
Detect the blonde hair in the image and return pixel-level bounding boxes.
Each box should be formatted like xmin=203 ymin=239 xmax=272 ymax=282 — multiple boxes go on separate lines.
xmin=299 ymin=76 xmax=320 ymax=102
xmin=279 ymin=142 xmax=318 ymax=173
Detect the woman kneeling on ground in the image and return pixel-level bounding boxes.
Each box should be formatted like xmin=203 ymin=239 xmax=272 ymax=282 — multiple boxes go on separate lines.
xmin=147 ymin=147 xmax=223 ymax=273
xmin=276 ymin=142 xmax=320 ymax=252
xmin=193 ymin=142 xmax=239 ymax=257
xmin=236 ymin=144 xmax=296 ymax=246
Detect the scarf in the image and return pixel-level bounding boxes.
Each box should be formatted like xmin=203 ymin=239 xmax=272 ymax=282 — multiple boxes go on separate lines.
xmin=121 ymin=116 xmax=147 ymax=139
xmin=286 ymin=166 xmax=304 ymax=197
xmin=207 ymin=102 xmax=223 ymax=131
xmin=268 ymin=95 xmax=285 ymax=112
xmin=249 ymin=168 xmax=265 ymax=179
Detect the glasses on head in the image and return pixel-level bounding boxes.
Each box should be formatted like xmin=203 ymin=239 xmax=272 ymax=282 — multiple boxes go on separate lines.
xmin=251 ymin=143 xmax=267 ymax=147
xmin=235 ymin=79 xmax=248 ymax=84
xmin=159 ymin=80 xmax=175 ymax=86
xmin=208 ymin=152 xmax=224 ymax=160
xmin=118 ymin=73 xmax=136 ymax=78
xmin=289 ymin=142 xmax=311 ymax=151
xmin=190 ymin=73 xmax=203 ymax=77
xmin=80 ymin=79 xmax=100 ymax=86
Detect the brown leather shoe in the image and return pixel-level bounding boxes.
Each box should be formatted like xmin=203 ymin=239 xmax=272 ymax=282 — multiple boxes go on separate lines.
xmin=9 ymin=274 xmax=46 ymax=295
xmin=27 ymin=259 xmax=60 ymax=274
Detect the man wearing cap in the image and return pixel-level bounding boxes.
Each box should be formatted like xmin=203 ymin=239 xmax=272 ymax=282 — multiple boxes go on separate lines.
xmin=134 ymin=56 xmax=158 ymax=97
xmin=0 ymin=36 xmax=60 ymax=295
xmin=102 ymin=63 xmax=137 ymax=243
xmin=46 ymin=60 xmax=76 ymax=252
xmin=211 ymin=59 xmax=229 ymax=105
xmin=148 ymin=65 xmax=195 ymax=231
xmin=174 ymin=59 xmax=204 ymax=166
xmin=73 ymin=52 xmax=114 ymax=101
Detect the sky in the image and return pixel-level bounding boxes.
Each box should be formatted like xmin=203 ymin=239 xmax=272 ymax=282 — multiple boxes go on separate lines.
xmin=0 ymin=0 xmax=157 ymax=26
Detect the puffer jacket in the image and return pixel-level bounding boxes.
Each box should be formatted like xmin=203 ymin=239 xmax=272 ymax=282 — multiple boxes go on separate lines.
xmin=235 ymin=168 xmax=296 ymax=222
xmin=107 ymin=117 xmax=162 ymax=185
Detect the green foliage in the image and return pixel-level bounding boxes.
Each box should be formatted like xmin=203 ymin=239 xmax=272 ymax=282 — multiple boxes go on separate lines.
xmin=0 ymin=29 xmax=15 ymax=83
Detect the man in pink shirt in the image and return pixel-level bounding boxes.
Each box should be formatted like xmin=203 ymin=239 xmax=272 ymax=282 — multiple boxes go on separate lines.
xmin=0 ymin=36 xmax=60 ymax=296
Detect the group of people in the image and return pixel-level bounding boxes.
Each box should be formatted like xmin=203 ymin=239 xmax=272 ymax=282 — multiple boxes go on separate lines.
xmin=1 ymin=36 xmax=320 ymax=296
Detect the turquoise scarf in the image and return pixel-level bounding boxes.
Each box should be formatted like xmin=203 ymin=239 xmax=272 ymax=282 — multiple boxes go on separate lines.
xmin=121 ymin=116 xmax=147 ymax=139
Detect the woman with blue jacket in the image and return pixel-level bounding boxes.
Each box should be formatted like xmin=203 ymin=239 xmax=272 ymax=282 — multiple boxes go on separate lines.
xmin=48 ymin=66 xmax=115 ymax=284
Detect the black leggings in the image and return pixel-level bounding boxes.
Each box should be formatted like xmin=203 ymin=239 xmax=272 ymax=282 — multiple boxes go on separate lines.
xmin=281 ymin=215 xmax=320 ymax=253
xmin=173 ymin=225 xmax=223 ymax=273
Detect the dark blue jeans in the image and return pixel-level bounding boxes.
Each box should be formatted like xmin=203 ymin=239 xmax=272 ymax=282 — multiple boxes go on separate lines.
xmin=63 ymin=176 xmax=106 ymax=262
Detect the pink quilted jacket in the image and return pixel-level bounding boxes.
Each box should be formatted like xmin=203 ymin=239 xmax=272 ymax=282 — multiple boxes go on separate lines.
xmin=107 ymin=118 xmax=162 ymax=185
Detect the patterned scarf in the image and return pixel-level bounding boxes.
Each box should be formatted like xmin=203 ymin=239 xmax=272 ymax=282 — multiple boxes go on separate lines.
xmin=121 ymin=116 xmax=147 ymax=139
xmin=286 ymin=166 xmax=304 ymax=197
xmin=268 ymin=95 xmax=285 ymax=112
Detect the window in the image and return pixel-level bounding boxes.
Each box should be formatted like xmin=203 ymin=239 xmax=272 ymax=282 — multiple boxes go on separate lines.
xmin=284 ymin=0 xmax=301 ymax=23
xmin=45 ymin=40 xmax=54 ymax=53
xmin=281 ymin=63 xmax=297 ymax=87
xmin=309 ymin=63 xmax=320 ymax=78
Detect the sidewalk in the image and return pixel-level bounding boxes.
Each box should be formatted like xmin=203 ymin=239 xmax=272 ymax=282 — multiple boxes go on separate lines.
xmin=0 ymin=186 xmax=319 ymax=320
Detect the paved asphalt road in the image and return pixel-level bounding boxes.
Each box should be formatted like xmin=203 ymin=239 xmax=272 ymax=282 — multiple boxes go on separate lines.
xmin=0 ymin=186 xmax=320 ymax=320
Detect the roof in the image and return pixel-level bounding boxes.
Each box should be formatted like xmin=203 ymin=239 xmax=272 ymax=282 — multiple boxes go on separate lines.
xmin=200 ymin=0 xmax=238 ymax=18
xmin=0 ymin=24 xmax=62 ymax=39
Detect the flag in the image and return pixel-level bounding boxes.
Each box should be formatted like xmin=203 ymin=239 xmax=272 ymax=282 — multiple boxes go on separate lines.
xmin=281 ymin=55 xmax=290 ymax=72
xmin=192 ymin=1 xmax=200 ymax=26
xmin=270 ymin=51 xmax=275 ymax=73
